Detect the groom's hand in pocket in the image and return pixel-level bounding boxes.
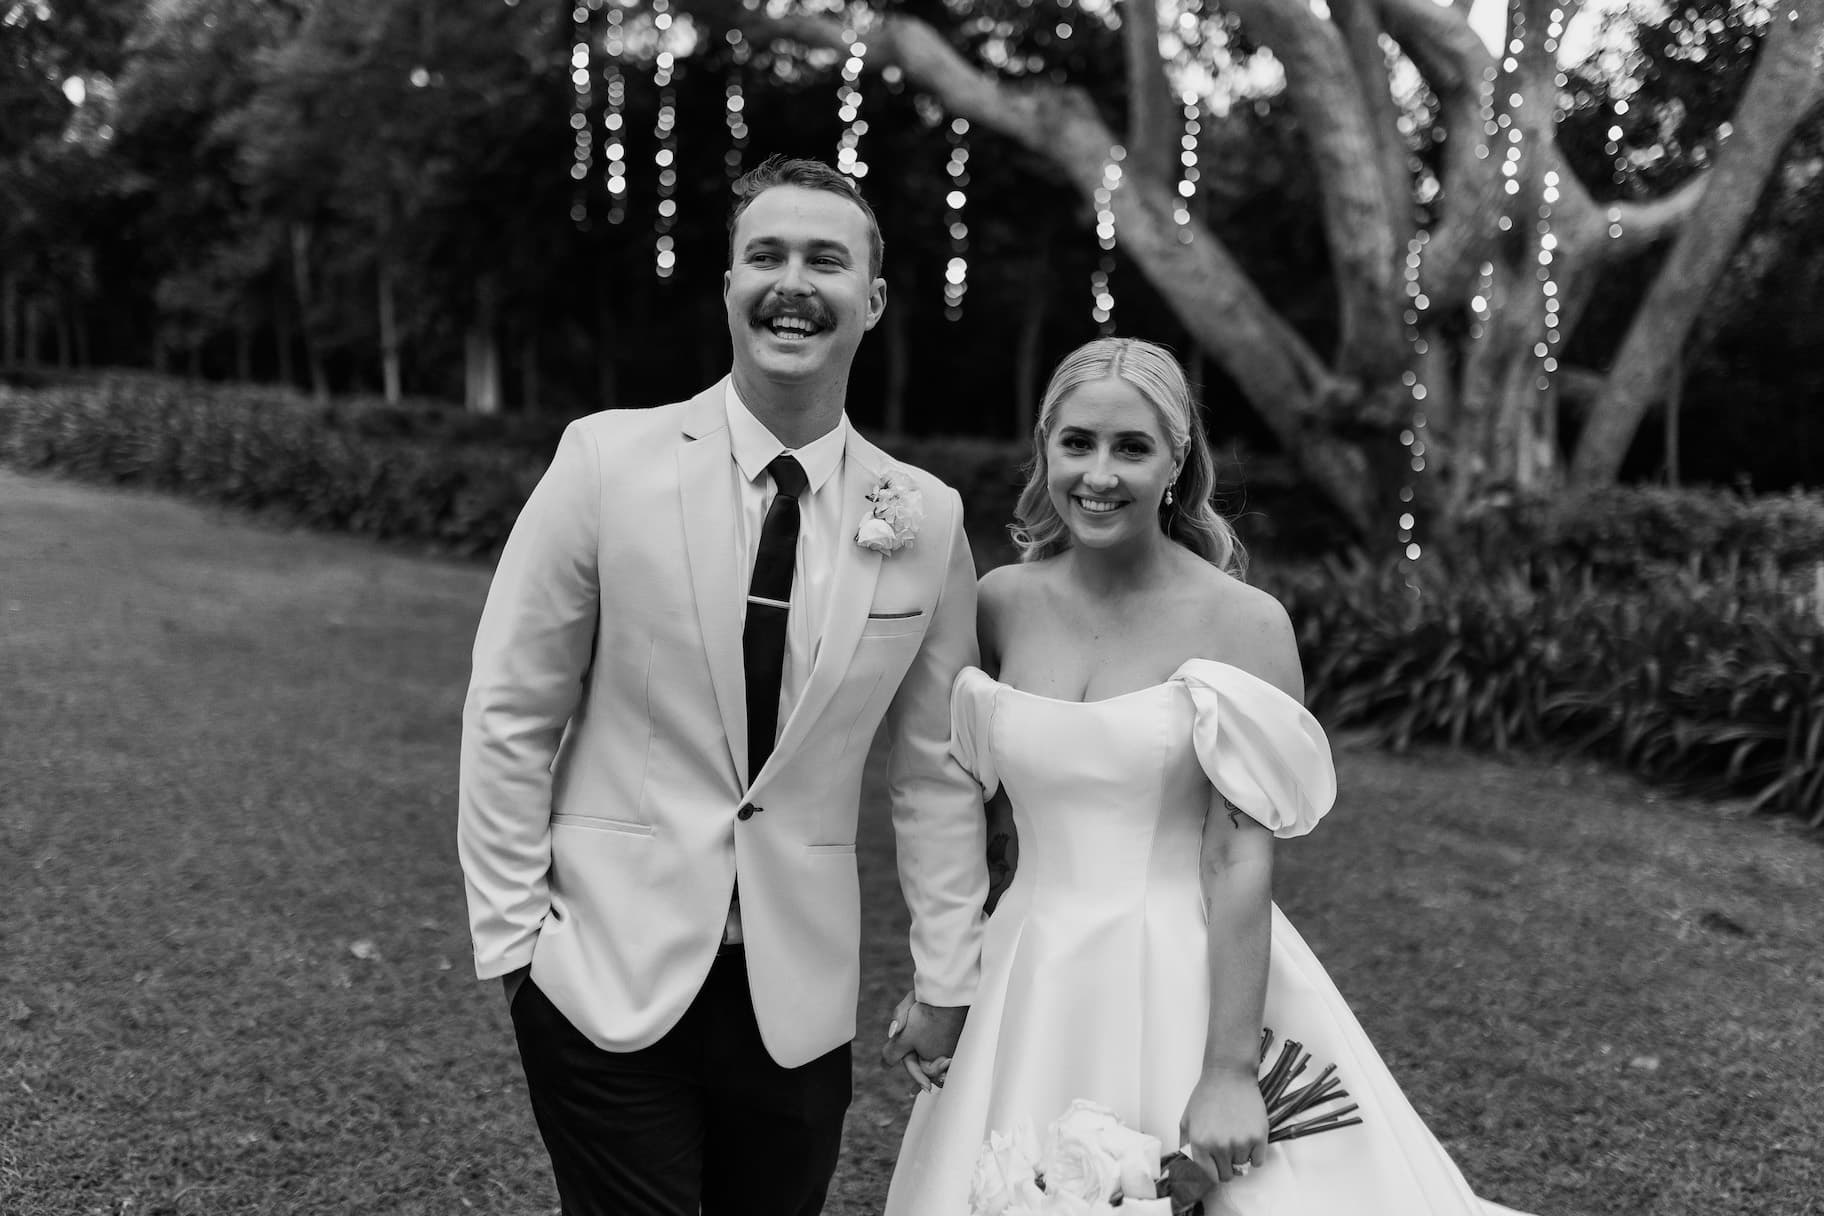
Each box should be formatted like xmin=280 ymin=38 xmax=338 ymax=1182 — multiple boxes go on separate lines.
xmin=501 ymin=965 xmax=531 ymax=1010
xmin=881 ymin=991 xmax=965 ymax=1091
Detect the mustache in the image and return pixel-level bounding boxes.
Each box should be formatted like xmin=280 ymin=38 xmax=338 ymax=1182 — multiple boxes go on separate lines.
xmin=750 ymin=298 xmax=832 ymax=329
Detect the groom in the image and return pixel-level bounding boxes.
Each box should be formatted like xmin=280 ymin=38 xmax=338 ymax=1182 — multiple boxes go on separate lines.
xmin=457 ymin=156 xmax=987 ymax=1215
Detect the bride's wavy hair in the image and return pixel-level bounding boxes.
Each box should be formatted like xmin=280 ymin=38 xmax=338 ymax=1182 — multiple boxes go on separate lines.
xmin=1011 ymin=337 xmax=1244 ymax=575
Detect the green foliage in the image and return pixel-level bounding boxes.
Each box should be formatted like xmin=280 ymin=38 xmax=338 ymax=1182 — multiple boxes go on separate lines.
xmin=1277 ymin=546 xmax=1824 ymax=827
xmin=0 ymin=374 xmax=537 ymax=556
xmin=1452 ymin=485 xmax=1824 ymax=578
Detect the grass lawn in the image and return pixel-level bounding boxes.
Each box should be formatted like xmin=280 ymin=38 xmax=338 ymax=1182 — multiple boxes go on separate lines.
xmin=2 ymin=467 xmax=1820 ymax=1216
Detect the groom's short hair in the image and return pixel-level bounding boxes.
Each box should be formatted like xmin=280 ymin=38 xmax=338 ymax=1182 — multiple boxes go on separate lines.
xmin=728 ymin=156 xmax=885 ymax=281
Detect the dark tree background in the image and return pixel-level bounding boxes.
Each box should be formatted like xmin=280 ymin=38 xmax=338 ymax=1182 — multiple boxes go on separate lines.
xmin=3 ymin=0 xmax=1820 ymax=504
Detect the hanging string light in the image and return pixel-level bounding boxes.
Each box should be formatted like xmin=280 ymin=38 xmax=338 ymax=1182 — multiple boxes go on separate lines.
xmin=568 ymin=3 xmax=595 ymax=227
xmin=1055 ymin=0 xmax=1077 ymax=44
xmin=1090 ymin=147 xmax=1123 ymax=333
xmin=1175 ymin=89 xmax=1200 ymax=243
xmin=835 ymin=28 xmax=870 ymax=179
xmin=652 ymin=0 xmax=678 ymax=280
xmin=943 ymin=118 xmax=970 ymax=320
xmin=723 ymin=27 xmax=750 ymax=187
xmin=1536 ymin=9 xmax=1568 ymax=396
xmin=603 ymin=2 xmax=627 ymax=224
xmin=1398 ymin=228 xmax=1432 ymax=567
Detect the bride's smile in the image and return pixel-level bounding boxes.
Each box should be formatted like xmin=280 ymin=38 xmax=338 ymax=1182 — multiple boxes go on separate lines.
xmin=1044 ymin=377 xmax=1181 ymax=549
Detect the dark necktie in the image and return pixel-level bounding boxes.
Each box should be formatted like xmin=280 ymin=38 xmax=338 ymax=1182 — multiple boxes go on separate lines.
xmin=743 ymin=454 xmax=808 ymax=784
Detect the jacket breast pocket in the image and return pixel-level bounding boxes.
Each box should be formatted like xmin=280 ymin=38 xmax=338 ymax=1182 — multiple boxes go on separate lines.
xmin=860 ymin=612 xmax=926 ymax=640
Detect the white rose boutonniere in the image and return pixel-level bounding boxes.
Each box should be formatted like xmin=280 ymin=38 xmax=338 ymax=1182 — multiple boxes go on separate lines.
xmin=856 ymin=466 xmax=924 ymax=554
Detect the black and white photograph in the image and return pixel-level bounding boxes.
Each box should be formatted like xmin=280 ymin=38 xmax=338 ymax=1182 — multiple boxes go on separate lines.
xmin=3 ymin=1 xmax=1821 ymax=1213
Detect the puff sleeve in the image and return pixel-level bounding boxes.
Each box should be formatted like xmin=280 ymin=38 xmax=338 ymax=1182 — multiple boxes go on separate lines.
xmin=946 ymin=666 xmax=1001 ymax=801
xmin=1176 ymin=659 xmax=1337 ymax=839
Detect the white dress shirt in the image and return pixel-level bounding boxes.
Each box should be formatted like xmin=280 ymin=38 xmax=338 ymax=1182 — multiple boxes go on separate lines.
xmin=723 ymin=382 xmax=848 ymax=941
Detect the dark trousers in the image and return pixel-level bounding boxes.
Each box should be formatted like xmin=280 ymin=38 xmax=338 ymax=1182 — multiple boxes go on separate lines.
xmin=510 ymin=946 xmax=852 ymax=1216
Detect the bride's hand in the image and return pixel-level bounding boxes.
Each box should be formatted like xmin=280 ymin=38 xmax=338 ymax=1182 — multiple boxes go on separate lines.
xmin=882 ymin=990 xmax=961 ymax=1091
xmin=1180 ymin=1066 xmax=1267 ymax=1185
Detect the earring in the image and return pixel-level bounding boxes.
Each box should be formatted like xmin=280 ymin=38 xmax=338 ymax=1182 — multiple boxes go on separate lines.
xmin=1164 ymin=487 xmax=1174 ymax=507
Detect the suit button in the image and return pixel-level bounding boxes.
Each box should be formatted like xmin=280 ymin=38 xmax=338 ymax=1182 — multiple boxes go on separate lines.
xmin=737 ymin=804 xmax=759 ymax=821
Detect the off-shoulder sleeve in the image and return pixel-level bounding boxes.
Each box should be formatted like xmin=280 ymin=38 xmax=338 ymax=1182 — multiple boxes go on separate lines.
xmin=946 ymin=666 xmax=1000 ymax=800
xmin=1174 ymin=659 xmax=1337 ymax=838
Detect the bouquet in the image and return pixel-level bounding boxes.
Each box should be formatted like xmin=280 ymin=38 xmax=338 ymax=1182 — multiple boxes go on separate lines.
xmin=968 ymin=1030 xmax=1361 ymax=1216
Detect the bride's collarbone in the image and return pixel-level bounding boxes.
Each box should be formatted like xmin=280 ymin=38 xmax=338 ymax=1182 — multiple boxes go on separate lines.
xmin=996 ymin=637 xmax=1198 ymax=704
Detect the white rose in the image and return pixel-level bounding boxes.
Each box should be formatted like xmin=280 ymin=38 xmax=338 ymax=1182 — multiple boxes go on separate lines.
xmin=1116 ymin=1200 xmax=1172 ymax=1216
xmin=970 ymin=1128 xmax=1040 ymax=1216
xmin=856 ymin=516 xmax=897 ymax=551
xmin=1107 ymin=1129 xmax=1162 ymax=1201
xmin=998 ymin=1178 xmax=1049 ymax=1216
xmin=1036 ymin=1129 xmax=1121 ymax=1206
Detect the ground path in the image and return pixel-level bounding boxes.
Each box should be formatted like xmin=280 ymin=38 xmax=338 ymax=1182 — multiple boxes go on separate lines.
xmin=2 ymin=468 xmax=1818 ymax=1215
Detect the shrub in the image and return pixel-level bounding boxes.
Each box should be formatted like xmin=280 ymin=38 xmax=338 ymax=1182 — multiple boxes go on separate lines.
xmin=1449 ymin=485 xmax=1824 ymax=581
xmin=1274 ymin=555 xmax=1824 ymax=826
xmin=0 ymin=376 xmax=538 ymax=556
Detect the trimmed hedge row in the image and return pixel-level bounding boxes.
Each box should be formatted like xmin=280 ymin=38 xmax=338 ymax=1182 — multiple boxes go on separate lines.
xmin=1274 ymin=556 xmax=1824 ymax=826
xmin=1452 ymin=485 xmax=1824 ymax=579
xmin=0 ymin=375 xmax=538 ymax=556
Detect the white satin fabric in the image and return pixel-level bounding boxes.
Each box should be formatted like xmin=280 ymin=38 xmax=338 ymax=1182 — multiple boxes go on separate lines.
xmin=884 ymin=660 xmax=1534 ymax=1216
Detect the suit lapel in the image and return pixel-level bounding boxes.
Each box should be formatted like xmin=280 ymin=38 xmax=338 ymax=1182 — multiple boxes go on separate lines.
xmin=677 ymin=382 xmax=748 ymax=782
xmin=761 ymin=431 xmax=887 ymax=782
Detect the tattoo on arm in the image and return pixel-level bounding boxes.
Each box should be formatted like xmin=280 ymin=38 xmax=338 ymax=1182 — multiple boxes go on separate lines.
xmin=1223 ymin=797 xmax=1242 ymax=830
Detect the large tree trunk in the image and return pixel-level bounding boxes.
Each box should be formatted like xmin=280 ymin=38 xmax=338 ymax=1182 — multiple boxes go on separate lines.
xmin=73 ymin=301 xmax=91 ymax=368
xmin=693 ymin=0 xmax=1820 ymax=537
xmin=234 ymin=314 xmax=253 ymax=383
xmin=23 ymin=300 xmax=40 ymax=370
xmin=53 ymin=299 xmax=72 ymax=369
xmin=464 ymin=272 xmax=502 ymax=415
xmin=1014 ymin=255 xmax=1050 ymax=440
xmin=1572 ymin=0 xmax=1824 ymax=484
xmin=378 ymin=251 xmax=402 ymax=404
xmin=290 ymin=222 xmax=330 ymax=402
xmin=0 ymin=268 xmax=17 ymax=369
xmin=274 ymin=288 xmax=296 ymax=389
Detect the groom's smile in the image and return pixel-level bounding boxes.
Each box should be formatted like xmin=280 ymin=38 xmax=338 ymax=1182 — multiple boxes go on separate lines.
xmin=724 ymin=184 xmax=886 ymax=391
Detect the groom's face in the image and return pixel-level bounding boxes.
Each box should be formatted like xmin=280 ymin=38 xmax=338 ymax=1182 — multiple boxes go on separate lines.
xmin=724 ymin=185 xmax=886 ymax=391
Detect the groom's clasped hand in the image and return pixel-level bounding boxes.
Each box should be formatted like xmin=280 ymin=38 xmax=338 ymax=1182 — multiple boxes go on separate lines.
xmin=881 ymin=990 xmax=963 ymax=1092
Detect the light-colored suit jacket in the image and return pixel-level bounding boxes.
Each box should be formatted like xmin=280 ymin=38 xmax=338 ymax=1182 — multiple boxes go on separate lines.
xmin=458 ymin=381 xmax=987 ymax=1068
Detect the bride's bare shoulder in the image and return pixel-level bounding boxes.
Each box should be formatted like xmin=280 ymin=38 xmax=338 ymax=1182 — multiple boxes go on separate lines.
xmin=1182 ymin=562 xmax=1303 ymax=700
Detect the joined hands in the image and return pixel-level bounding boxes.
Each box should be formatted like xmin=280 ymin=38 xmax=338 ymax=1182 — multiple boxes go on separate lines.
xmin=880 ymin=991 xmax=966 ymax=1092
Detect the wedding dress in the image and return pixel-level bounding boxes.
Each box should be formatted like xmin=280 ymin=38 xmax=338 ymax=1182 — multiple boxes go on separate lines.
xmin=884 ymin=660 xmax=1533 ymax=1216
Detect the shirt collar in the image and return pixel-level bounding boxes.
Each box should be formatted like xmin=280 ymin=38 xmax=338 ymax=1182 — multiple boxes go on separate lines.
xmin=724 ymin=380 xmax=846 ymax=495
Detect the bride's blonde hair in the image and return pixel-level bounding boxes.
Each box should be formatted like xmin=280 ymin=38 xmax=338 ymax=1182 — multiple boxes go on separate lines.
xmin=1011 ymin=337 xmax=1244 ymax=575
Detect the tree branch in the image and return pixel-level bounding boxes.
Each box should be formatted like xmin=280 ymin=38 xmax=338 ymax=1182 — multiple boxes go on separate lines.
xmin=1573 ymin=0 xmax=1824 ymax=483
xmin=1331 ymin=0 xmax=1416 ymax=241
xmin=677 ymin=0 xmax=1381 ymax=529
xmin=1602 ymin=172 xmax=1710 ymax=257
xmin=1371 ymin=0 xmax=1500 ymax=310
xmin=1121 ymin=0 xmax=1178 ymax=187
xmin=1223 ymin=0 xmax=1406 ymax=380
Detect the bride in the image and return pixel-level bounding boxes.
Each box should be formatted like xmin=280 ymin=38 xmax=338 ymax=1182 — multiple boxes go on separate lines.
xmin=879 ymin=338 xmax=1534 ymax=1215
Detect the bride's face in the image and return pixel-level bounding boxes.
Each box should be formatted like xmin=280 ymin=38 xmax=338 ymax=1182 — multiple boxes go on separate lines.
xmin=1045 ymin=377 xmax=1179 ymax=551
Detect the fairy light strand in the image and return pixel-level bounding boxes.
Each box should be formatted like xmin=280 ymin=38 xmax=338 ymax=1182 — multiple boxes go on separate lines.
xmin=1091 ymin=147 xmax=1124 ymax=333
xmin=724 ymin=28 xmax=750 ymax=186
xmin=602 ymin=2 xmax=627 ymax=225
xmin=836 ymin=30 xmax=870 ymax=179
xmin=1175 ymin=89 xmax=1200 ymax=243
xmin=943 ymin=118 xmax=970 ymax=320
xmin=568 ymin=3 xmax=595 ymax=226
xmin=652 ymin=0 xmax=678 ymax=280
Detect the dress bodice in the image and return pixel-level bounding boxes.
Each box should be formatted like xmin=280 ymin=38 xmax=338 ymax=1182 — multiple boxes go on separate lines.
xmin=950 ymin=660 xmax=1337 ymax=912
